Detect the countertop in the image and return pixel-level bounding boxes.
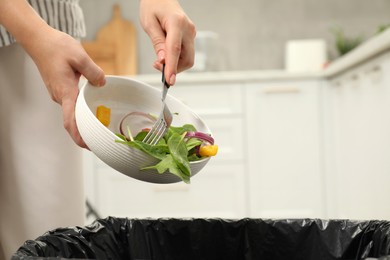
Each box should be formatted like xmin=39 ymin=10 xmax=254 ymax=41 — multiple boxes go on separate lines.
xmin=135 ymin=28 xmax=390 ymax=84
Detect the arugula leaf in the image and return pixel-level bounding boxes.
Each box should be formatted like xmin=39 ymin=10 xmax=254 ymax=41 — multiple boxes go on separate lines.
xmin=188 ymin=154 xmax=202 ymax=162
xmin=119 ymin=140 xmax=168 ymax=160
xmin=168 ymin=132 xmax=191 ymax=177
xmin=133 ymin=130 xmax=167 ymax=145
xmin=116 ymin=123 xmax=206 ymax=183
xmin=115 ymin=133 xmax=127 ymax=141
xmin=186 ymin=138 xmax=202 ymax=151
xmin=171 ymin=124 xmax=197 ymax=133
xmin=142 ymin=154 xmax=190 ymax=183
xmin=165 ymin=124 xmax=197 ymax=140
xmin=133 ymin=130 xmax=148 ymax=141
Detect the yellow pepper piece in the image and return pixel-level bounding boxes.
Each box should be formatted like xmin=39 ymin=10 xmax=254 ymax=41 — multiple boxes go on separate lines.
xmin=96 ymin=105 xmax=111 ymax=127
xmin=199 ymin=145 xmax=218 ymax=157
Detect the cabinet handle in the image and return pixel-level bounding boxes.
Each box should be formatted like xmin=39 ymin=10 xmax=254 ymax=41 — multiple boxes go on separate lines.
xmin=365 ymin=65 xmax=383 ymax=82
xmin=350 ymin=74 xmax=359 ymax=81
xmin=331 ymin=81 xmax=341 ymax=88
xmin=262 ymin=86 xmax=301 ymax=94
xmin=369 ymin=65 xmax=381 ymax=73
xmin=366 ymin=65 xmax=382 ymax=74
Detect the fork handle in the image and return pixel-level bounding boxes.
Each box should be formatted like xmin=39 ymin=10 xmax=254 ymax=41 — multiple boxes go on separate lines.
xmin=161 ymin=64 xmax=171 ymax=85
xmin=161 ymin=64 xmax=170 ymax=102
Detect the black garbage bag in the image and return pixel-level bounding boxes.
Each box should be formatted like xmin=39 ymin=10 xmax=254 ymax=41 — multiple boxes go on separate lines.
xmin=12 ymin=217 xmax=390 ymax=260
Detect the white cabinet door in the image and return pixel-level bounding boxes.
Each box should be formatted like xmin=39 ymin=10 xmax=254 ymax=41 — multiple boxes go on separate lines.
xmin=325 ymin=53 xmax=390 ymax=220
xmin=245 ymin=80 xmax=325 ymax=218
xmin=92 ymin=160 xmax=246 ymax=219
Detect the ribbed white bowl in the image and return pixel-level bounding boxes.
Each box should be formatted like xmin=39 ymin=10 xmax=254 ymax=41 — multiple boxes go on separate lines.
xmin=75 ymin=76 xmax=211 ymax=184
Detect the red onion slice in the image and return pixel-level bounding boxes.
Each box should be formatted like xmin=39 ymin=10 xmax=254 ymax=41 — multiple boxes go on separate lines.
xmin=185 ymin=131 xmax=214 ymax=145
xmin=119 ymin=112 xmax=156 ymax=137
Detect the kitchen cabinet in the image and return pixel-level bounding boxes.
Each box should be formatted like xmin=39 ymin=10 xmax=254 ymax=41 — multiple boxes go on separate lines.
xmin=84 ymin=159 xmax=246 ymax=219
xmin=323 ymin=52 xmax=390 ymax=220
xmin=244 ymin=80 xmax=325 ymax=218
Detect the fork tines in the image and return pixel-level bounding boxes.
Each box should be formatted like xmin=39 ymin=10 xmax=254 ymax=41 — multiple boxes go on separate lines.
xmin=143 ymin=113 xmax=169 ymax=145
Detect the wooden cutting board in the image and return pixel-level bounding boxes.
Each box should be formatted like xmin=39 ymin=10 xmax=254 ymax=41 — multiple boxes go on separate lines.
xmin=82 ymin=5 xmax=137 ymax=75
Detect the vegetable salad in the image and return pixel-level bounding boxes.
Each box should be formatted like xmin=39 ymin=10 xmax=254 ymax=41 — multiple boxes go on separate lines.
xmin=115 ymin=124 xmax=217 ymax=183
xmin=96 ymin=105 xmax=217 ymax=183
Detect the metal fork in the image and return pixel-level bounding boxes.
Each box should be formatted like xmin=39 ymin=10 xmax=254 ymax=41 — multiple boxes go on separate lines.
xmin=142 ymin=65 xmax=173 ymax=145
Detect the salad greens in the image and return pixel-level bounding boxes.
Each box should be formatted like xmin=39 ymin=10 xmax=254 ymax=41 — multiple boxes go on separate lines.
xmin=115 ymin=124 xmax=203 ymax=184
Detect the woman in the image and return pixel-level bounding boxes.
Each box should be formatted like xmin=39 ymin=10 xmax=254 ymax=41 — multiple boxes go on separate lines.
xmin=0 ymin=0 xmax=195 ymax=259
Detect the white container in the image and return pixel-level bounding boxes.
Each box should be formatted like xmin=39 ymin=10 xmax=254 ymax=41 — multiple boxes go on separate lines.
xmin=285 ymin=39 xmax=327 ymax=72
xmin=192 ymin=31 xmax=219 ymax=72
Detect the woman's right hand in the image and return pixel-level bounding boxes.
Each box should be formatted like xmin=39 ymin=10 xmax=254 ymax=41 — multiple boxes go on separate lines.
xmin=139 ymin=0 xmax=196 ymax=85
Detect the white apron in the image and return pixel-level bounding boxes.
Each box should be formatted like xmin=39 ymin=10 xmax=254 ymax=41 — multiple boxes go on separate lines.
xmin=0 ymin=43 xmax=85 ymax=260
xmin=0 ymin=0 xmax=87 ymax=255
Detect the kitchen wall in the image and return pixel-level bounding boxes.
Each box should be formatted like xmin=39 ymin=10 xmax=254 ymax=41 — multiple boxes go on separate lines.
xmin=79 ymin=0 xmax=390 ymax=74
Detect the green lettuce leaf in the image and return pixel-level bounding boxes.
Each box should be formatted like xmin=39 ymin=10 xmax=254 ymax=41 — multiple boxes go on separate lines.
xmin=142 ymin=154 xmax=190 ymax=183
xmin=117 ymin=140 xmax=168 ymax=160
xmin=116 ymin=123 xmax=204 ymax=183
xmin=168 ymin=132 xmax=191 ymax=177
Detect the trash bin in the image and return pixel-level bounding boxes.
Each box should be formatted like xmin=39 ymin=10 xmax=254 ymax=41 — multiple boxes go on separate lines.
xmin=12 ymin=217 xmax=390 ymax=260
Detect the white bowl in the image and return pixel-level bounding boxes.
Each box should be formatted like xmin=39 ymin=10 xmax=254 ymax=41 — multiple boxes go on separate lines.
xmin=75 ymin=76 xmax=211 ymax=184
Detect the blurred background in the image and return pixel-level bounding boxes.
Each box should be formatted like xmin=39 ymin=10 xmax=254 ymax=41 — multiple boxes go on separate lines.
xmin=79 ymin=0 xmax=390 ymax=223
xmin=80 ymin=0 xmax=390 ymax=73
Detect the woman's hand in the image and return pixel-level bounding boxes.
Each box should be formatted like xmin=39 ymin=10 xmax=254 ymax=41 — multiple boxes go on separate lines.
xmin=0 ymin=0 xmax=106 ymax=148
xmin=29 ymin=28 xmax=106 ymax=148
xmin=139 ymin=0 xmax=196 ymax=85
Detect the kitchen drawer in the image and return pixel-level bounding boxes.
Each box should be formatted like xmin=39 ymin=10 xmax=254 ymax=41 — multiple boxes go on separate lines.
xmin=169 ymin=83 xmax=243 ymax=116
xmin=94 ymin=161 xmax=247 ymax=218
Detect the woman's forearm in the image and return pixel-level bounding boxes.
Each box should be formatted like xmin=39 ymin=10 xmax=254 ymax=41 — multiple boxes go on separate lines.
xmin=0 ymin=0 xmax=53 ymax=56
xmin=0 ymin=0 xmax=106 ymax=148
